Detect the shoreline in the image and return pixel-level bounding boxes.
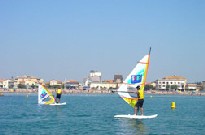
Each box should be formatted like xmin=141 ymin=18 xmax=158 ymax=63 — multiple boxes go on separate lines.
xmin=1 ymin=89 xmax=205 ymax=96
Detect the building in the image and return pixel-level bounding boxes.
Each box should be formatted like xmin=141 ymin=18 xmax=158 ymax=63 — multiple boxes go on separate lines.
xmin=3 ymin=80 xmax=10 ymax=89
xmin=202 ymin=81 xmax=205 ymax=90
xmin=49 ymin=80 xmax=62 ymax=86
xmin=65 ymin=80 xmax=79 ymax=89
xmin=185 ymin=83 xmax=197 ymax=91
xmin=90 ymin=81 xmax=118 ymax=90
xmin=89 ymin=70 xmax=101 ymax=82
xmin=0 ymin=79 xmax=4 ymax=88
xmin=156 ymin=76 xmax=187 ymax=91
xmin=84 ymin=70 xmax=102 ymax=86
xmin=114 ymin=74 xmax=123 ymax=83
xmin=14 ymin=75 xmax=44 ymax=88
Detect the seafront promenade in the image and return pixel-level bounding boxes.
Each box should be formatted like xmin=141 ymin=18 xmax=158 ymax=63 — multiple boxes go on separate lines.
xmin=0 ymin=88 xmax=112 ymax=94
xmin=0 ymin=88 xmax=205 ymax=96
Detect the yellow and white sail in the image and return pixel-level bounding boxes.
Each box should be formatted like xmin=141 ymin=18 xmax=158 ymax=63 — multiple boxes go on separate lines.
xmin=117 ymin=48 xmax=151 ymax=108
xmin=38 ymin=85 xmax=55 ymax=105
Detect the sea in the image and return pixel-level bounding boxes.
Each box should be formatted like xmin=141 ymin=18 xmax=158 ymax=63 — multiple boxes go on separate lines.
xmin=0 ymin=93 xmax=205 ymax=135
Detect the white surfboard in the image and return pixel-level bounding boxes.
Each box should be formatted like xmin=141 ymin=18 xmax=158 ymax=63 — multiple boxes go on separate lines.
xmin=114 ymin=114 xmax=158 ymax=119
xmin=49 ymin=102 xmax=67 ymax=106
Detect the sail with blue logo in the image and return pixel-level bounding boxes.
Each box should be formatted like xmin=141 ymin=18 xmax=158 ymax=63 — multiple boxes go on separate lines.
xmin=38 ymin=85 xmax=55 ymax=105
xmin=117 ymin=48 xmax=151 ymax=108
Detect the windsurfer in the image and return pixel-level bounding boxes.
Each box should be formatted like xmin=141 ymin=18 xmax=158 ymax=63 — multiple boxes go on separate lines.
xmin=134 ymin=86 xmax=144 ymax=115
xmin=56 ymin=88 xmax=62 ymax=103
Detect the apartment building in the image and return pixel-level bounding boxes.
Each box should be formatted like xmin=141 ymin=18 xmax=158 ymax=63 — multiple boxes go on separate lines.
xmin=156 ymin=76 xmax=187 ymax=91
xmin=14 ymin=75 xmax=44 ymax=88
xmin=49 ymin=80 xmax=62 ymax=86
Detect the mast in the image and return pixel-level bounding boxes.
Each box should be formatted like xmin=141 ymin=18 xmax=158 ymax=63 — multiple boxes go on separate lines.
xmin=142 ymin=47 xmax=151 ymax=90
xmin=149 ymin=47 xmax=152 ymax=55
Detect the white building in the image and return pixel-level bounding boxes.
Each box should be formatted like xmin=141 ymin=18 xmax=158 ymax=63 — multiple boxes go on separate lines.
xmin=3 ymin=79 xmax=14 ymax=89
xmin=186 ymin=83 xmax=197 ymax=91
xmin=89 ymin=70 xmax=101 ymax=82
xmin=3 ymin=80 xmax=10 ymax=89
xmin=0 ymin=79 xmax=4 ymax=88
xmin=156 ymin=76 xmax=187 ymax=91
xmin=84 ymin=70 xmax=102 ymax=86
xmin=90 ymin=81 xmax=117 ymax=90
xmin=49 ymin=80 xmax=62 ymax=86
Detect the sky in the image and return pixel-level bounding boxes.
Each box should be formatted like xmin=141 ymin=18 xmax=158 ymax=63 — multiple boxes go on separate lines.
xmin=0 ymin=0 xmax=205 ymax=83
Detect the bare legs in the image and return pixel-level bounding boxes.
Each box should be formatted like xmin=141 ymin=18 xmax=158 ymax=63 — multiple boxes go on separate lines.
xmin=134 ymin=106 xmax=143 ymax=115
xmin=140 ymin=107 xmax=144 ymax=115
xmin=134 ymin=106 xmax=137 ymax=115
xmin=56 ymin=98 xmax=60 ymax=103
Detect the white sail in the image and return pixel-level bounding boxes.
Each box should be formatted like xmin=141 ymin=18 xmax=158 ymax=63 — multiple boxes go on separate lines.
xmin=117 ymin=48 xmax=151 ymax=108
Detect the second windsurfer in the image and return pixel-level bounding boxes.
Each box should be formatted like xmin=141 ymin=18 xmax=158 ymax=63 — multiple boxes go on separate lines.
xmin=56 ymin=88 xmax=62 ymax=103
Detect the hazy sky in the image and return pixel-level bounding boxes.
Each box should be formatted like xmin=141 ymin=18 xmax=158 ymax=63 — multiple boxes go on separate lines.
xmin=0 ymin=0 xmax=205 ymax=83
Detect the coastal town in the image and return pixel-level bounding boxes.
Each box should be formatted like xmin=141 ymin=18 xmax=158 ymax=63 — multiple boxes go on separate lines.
xmin=1 ymin=70 xmax=205 ymax=96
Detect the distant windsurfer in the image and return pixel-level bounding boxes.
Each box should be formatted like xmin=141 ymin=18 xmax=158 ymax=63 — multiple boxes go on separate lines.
xmin=134 ymin=86 xmax=144 ymax=115
xmin=56 ymin=88 xmax=62 ymax=103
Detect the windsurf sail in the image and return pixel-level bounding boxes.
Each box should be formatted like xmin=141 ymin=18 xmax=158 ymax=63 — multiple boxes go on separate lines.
xmin=117 ymin=47 xmax=151 ymax=108
xmin=38 ymin=85 xmax=55 ymax=105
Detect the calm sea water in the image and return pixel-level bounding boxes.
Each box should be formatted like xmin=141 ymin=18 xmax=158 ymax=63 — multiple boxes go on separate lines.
xmin=0 ymin=93 xmax=205 ymax=135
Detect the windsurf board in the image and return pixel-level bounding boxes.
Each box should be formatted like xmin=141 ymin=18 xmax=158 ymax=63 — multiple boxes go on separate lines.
xmin=114 ymin=114 xmax=158 ymax=119
xmin=49 ymin=102 xmax=67 ymax=106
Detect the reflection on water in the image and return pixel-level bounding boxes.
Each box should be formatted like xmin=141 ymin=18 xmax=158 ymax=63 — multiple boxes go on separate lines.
xmin=116 ymin=118 xmax=148 ymax=135
xmin=135 ymin=120 xmax=147 ymax=134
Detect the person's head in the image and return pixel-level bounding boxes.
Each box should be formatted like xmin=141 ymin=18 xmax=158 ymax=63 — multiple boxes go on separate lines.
xmin=136 ymin=86 xmax=140 ymax=90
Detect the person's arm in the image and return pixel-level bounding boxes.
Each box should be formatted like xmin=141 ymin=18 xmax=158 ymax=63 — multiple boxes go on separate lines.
xmin=137 ymin=91 xmax=140 ymax=98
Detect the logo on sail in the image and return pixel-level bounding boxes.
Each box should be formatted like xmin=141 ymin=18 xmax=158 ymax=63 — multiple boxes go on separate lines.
xmin=131 ymin=75 xmax=142 ymax=84
xmin=40 ymin=90 xmax=48 ymax=99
